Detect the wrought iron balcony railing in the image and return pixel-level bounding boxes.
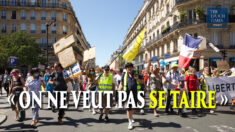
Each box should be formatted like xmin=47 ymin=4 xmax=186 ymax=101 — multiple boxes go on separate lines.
xmin=0 ymin=0 xmax=73 ymax=12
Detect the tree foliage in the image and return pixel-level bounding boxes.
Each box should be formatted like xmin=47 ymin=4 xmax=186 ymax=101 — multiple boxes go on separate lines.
xmin=0 ymin=32 xmax=46 ymax=69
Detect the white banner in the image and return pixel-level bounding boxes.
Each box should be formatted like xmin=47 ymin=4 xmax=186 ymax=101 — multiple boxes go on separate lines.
xmin=205 ymin=76 xmax=235 ymax=104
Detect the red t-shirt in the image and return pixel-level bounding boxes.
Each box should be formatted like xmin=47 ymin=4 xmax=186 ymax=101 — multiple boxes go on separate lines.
xmin=185 ymin=75 xmax=198 ymax=91
xmin=143 ymin=73 xmax=149 ymax=83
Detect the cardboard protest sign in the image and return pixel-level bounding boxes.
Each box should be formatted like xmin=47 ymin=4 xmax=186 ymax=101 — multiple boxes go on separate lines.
xmin=53 ymin=33 xmax=75 ymax=54
xmin=216 ymin=61 xmax=230 ymax=71
xmin=206 ymin=76 xmax=235 ymax=104
xmin=83 ymin=47 xmax=96 ymax=62
xmin=58 ymin=47 xmax=77 ymax=68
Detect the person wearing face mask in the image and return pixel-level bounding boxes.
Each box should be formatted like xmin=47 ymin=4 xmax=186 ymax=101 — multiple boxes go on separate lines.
xmin=25 ymin=68 xmax=43 ymax=126
xmin=9 ymin=69 xmax=25 ymax=121
xmin=49 ymin=63 xmax=68 ymax=124
xmin=85 ymin=62 xmax=98 ymax=114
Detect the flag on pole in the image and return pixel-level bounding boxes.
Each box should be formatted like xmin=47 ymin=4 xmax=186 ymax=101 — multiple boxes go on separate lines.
xmin=178 ymin=34 xmax=203 ymax=69
xmin=123 ymin=29 xmax=146 ymax=62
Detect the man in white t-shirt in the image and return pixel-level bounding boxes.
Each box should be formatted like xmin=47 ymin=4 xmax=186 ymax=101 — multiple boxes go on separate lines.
xmin=114 ymin=68 xmax=123 ymax=106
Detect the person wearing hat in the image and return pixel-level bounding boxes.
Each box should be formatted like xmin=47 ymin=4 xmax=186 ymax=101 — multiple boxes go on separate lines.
xmin=119 ymin=63 xmax=143 ymax=130
xmin=25 ymin=68 xmax=43 ymax=126
xmin=165 ymin=63 xmax=180 ymax=114
xmin=98 ymin=65 xmax=115 ymax=122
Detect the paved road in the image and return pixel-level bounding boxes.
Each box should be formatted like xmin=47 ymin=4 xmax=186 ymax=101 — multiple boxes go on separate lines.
xmin=1 ymin=92 xmax=235 ymax=132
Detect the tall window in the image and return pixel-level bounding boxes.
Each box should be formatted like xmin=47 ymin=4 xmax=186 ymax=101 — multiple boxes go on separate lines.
xmin=1 ymin=0 xmax=6 ymax=5
xmin=12 ymin=24 xmax=16 ymax=32
xmin=41 ymin=11 xmax=46 ymax=20
xmin=31 ymin=24 xmax=36 ymax=33
xmin=62 ymin=2 xmax=67 ymax=9
xmin=12 ymin=0 xmax=16 ymax=6
xmin=21 ymin=24 xmax=26 ymax=32
xmin=63 ymin=26 xmax=67 ymax=34
xmin=1 ymin=23 xmax=6 ymax=33
xmin=51 ymin=12 xmax=56 ymax=20
xmin=31 ymin=0 xmax=36 ymax=6
xmin=21 ymin=0 xmax=26 ymax=6
xmin=41 ymin=24 xmax=46 ymax=33
xmin=21 ymin=10 xmax=26 ymax=20
xmin=230 ymin=32 xmax=235 ymax=47
xmin=11 ymin=11 xmax=16 ymax=19
xmin=1 ymin=10 xmax=6 ymax=19
xmin=211 ymin=32 xmax=222 ymax=47
xmin=41 ymin=38 xmax=46 ymax=47
xmin=41 ymin=0 xmax=46 ymax=7
xmin=31 ymin=11 xmax=35 ymax=20
xmin=51 ymin=38 xmax=56 ymax=44
xmin=52 ymin=0 xmax=56 ymax=7
xmin=63 ymin=13 xmax=67 ymax=21
xmin=51 ymin=25 xmax=56 ymax=34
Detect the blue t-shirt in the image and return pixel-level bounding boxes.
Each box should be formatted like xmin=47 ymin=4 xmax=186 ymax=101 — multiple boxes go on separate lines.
xmin=3 ymin=74 xmax=9 ymax=84
xmin=43 ymin=73 xmax=54 ymax=91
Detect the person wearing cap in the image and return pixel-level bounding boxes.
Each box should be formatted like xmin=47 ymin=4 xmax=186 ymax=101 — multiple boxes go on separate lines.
xmin=165 ymin=63 xmax=180 ymax=114
xmin=25 ymin=68 xmax=43 ymax=126
xmin=9 ymin=69 xmax=25 ymax=121
xmin=119 ymin=63 xmax=143 ymax=130
xmin=98 ymin=65 xmax=114 ymax=122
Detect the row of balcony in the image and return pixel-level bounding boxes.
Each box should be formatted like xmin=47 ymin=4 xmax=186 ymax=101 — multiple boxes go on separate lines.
xmin=0 ymin=1 xmax=72 ymax=12
xmin=145 ymin=15 xmax=235 ymax=49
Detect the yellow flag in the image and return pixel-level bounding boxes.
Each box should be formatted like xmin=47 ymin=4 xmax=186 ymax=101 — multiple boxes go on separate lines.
xmin=123 ymin=29 xmax=146 ymax=62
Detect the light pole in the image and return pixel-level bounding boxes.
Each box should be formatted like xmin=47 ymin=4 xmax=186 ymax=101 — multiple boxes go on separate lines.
xmin=46 ymin=20 xmax=56 ymax=67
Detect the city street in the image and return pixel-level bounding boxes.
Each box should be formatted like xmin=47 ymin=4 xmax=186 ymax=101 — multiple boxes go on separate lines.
xmin=1 ymin=91 xmax=235 ymax=132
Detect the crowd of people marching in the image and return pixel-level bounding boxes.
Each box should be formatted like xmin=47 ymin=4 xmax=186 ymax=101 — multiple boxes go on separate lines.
xmin=0 ymin=59 xmax=235 ymax=130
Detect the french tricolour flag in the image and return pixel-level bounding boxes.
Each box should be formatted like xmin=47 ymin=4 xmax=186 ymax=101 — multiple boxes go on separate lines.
xmin=178 ymin=34 xmax=203 ymax=69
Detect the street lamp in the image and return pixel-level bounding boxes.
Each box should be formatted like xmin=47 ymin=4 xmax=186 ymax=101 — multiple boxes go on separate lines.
xmin=45 ymin=20 xmax=56 ymax=67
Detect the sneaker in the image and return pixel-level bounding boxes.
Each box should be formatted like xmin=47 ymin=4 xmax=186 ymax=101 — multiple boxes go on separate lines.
xmin=99 ymin=114 xmax=103 ymax=121
xmin=210 ymin=110 xmax=215 ymax=114
xmin=92 ymin=110 xmax=96 ymax=115
xmin=140 ymin=109 xmax=144 ymax=114
xmin=128 ymin=123 xmax=133 ymax=130
xmin=104 ymin=116 xmax=109 ymax=122
xmin=132 ymin=119 xmax=135 ymax=123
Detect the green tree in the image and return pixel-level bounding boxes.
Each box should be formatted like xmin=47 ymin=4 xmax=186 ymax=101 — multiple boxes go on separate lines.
xmin=0 ymin=32 xmax=45 ymax=69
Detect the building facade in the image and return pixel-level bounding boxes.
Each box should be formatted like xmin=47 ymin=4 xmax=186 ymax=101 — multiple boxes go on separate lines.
xmin=0 ymin=0 xmax=90 ymax=65
xmin=111 ymin=0 xmax=235 ymax=71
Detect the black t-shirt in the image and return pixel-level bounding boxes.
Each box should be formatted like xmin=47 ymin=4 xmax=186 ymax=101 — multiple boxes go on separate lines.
xmin=121 ymin=71 xmax=143 ymax=92
xmin=50 ymin=71 xmax=67 ymax=91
